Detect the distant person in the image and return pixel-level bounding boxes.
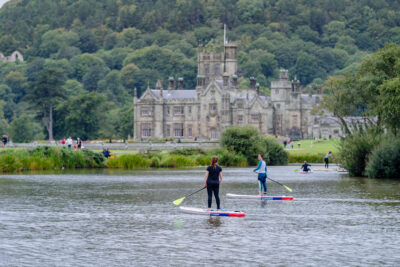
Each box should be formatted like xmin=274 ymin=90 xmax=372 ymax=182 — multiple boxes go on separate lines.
xmin=283 ymin=140 xmax=287 ymax=148
xmin=102 ymin=148 xmax=111 ymax=158
xmin=297 ymin=141 xmax=301 ymax=149
xmin=66 ymin=137 xmax=72 ymax=149
xmin=253 ymin=154 xmax=267 ymax=196
xmin=204 ymin=156 xmax=222 ymax=211
xmin=290 ymin=141 xmax=294 ymax=149
xmin=2 ymin=135 xmax=8 ymax=149
xmin=324 ymin=151 xmax=334 ymax=168
xmin=77 ymin=138 xmax=82 ymax=149
xmin=301 ymin=161 xmax=311 ymax=172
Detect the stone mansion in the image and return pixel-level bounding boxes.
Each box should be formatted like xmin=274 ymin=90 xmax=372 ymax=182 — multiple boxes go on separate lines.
xmin=133 ymin=42 xmax=342 ymax=140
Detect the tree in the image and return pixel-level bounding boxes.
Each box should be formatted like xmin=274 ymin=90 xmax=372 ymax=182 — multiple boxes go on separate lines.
xmin=3 ymin=71 xmax=28 ymax=103
xmin=27 ymin=68 xmax=67 ymax=141
xmin=9 ymin=114 xmax=39 ymax=142
xmin=59 ymin=92 xmax=108 ymax=140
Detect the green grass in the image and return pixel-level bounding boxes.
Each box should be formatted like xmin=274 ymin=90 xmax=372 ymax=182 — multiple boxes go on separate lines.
xmin=286 ymin=139 xmax=339 ymax=155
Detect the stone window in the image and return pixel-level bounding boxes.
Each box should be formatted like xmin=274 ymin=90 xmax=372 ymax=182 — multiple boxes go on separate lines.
xmin=174 ymin=123 xmax=184 ymax=137
xmin=141 ymin=107 xmax=152 ymax=117
xmin=141 ymin=123 xmax=152 ymax=137
xmin=173 ymin=106 xmax=184 ymax=116
xmin=251 ymin=114 xmax=260 ymax=123
xmin=237 ymin=101 xmax=243 ymax=109
xmin=292 ymin=115 xmax=298 ymax=125
xmin=167 ymin=107 xmax=170 ymax=116
xmin=205 ymin=64 xmax=210 ymax=74
xmin=333 ymin=129 xmax=339 ymax=134
xmin=165 ymin=125 xmax=171 ymax=137
xmin=213 ymin=64 xmax=220 ymax=75
xmin=210 ymin=129 xmax=218 ymax=139
xmin=237 ymin=115 xmax=243 ymax=124
xmin=188 ymin=125 xmax=192 ymax=137
xmin=276 ymin=89 xmax=279 ymax=95
xmin=277 ymin=104 xmax=280 ymax=109
xmin=188 ymin=106 xmax=192 ymax=115
xmin=209 ymin=104 xmax=217 ymax=112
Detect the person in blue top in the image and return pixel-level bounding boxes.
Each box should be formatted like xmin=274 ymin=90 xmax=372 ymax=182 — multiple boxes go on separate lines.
xmin=324 ymin=151 xmax=334 ymax=168
xmin=253 ymin=154 xmax=267 ymax=196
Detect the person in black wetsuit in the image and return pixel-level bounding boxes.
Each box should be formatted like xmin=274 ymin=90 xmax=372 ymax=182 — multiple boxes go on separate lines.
xmin=204 ymin=156 xmax=223 ymax=210
xmin=301 ymin=161 xmax=311 ymax=172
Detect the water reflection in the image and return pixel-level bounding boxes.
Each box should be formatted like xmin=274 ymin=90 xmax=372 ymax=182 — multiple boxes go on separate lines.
xmin=207 ymin=217 xmax=222 ymax=227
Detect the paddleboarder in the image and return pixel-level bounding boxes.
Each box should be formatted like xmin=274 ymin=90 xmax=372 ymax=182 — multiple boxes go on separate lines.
xmin=204 ymin=156 xmax=222 ymax=210
xmin=301 ymin=161 xmax=311 ymax=172
xmin=324 ymin=151 xmax=334 ymax=168
xmin=253 ymin=154 xmax=267 ymax=196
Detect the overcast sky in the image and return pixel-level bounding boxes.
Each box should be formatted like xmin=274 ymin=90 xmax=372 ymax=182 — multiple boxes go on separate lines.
xmin=0 ymin=0 xmax=10 ymax=8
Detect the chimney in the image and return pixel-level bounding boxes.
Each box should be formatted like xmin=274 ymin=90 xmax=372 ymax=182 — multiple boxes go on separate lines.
xmin=308 ymin=85 xmax=313 ymax=97
xmin=279 ymin=69 xmax=289 ymax=81
xmin=250 ymin=77 xmax=256 ymax=89
xmin=223 ymin=72 xmax=229 ymax=87
xmin=168 ymin=77 xmax=175 ymax=91
xmin=178 ymin=77 xmax=184 ymax=90
xmin=256 ymin=83 xmax=260 ymax=95
xmin=134 ymin=87 xmax=137 ymax=98
xmin=232 ymin=74 xmax=238 ymax=87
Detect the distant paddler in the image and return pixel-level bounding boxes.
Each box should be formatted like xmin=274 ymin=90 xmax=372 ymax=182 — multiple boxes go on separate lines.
xmin=324 ymin=151 xmax=335 ymax=169
xmin=301 ymin=161 xmax=311 ymax=173
xmin=253 ymin=154 xmax=267 ymax=196
xmin=204 ymin=156 xmax=223 ymax=211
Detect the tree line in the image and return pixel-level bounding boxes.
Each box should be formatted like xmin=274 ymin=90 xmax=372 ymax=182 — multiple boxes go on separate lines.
xmin=0 ymin=0 xmax=400 ymax=141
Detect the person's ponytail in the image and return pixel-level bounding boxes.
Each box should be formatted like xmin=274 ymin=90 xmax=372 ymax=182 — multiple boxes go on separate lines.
xmin=211 ymin=156 xmax=218 ymax=168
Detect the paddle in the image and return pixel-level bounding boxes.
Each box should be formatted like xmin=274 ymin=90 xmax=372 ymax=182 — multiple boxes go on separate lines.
xmin=266 ymin=177 xmax=293 ymax=192
xmin=294 ymin=169 xmax=299 ymax=172
xmin=173 ymin=186 xmax=206 ymax=206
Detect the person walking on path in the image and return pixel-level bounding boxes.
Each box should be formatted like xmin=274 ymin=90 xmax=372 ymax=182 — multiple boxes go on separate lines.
xmin=2 ymin=135 xmax=8 ymax=149
xmin=324 ymin=151 xmax=335 ymax=168
xmin=253 ymin=154 xmax=267 ymax=196
xmin=66 ymin=137 xmax=72 ymax=149
xmin=204 ymin=156 xmax=223 ymax=210
xmin=77 ymin=138 xmax=82 ymax=149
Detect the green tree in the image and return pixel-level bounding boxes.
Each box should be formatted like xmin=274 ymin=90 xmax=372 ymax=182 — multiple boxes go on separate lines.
xmin=9 ymin=114 xmax=39 ymax=142
xmin=27 ymin=68 xmax=67 ymax=140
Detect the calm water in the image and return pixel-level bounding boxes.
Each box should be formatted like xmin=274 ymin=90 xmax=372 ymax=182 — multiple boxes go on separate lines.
xmin=0 ymin=166 xmax=399 ymax=266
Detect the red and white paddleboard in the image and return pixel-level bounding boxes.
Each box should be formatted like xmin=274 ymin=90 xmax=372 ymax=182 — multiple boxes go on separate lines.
xmin=227 ymin=193 xmax=293 ymax=201
xmin=179 ymin=206 xmax=245 ymax=217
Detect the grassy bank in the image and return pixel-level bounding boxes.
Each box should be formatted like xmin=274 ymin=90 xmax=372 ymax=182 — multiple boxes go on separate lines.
xmin=286 ymin=139 xmax=339 ymax=163
xmin=0 ymin=147 xmax=105 ymax=172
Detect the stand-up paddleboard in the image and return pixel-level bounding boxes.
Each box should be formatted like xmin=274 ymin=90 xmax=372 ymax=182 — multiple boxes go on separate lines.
xmin=298 ymin=171 xmax=312 ymax=174
xmin=179 ymin=206 xmax=245 ymax=217
xmin=227 ymin=193 xmax=293 ymax=201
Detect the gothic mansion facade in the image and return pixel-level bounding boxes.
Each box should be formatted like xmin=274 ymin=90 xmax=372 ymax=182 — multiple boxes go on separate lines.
xmin=134 ymin=43 xmax=341 ymax=140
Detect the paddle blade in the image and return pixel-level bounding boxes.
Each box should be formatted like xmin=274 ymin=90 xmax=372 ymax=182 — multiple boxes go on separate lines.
xmin=294 ymin=169 xmax=299 ymax=172
xmin=283 ymin=185 xmax=293 ymax=192
xmin=173 ymin=197 xmax=185 ymax=206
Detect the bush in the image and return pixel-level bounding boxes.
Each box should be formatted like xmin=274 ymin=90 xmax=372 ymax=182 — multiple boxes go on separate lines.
xmin=365 ymin=138 xmax=400 ymax=179
xmin=261 ymin=137 xmax=288 ymax=165
xmin=195 ymin=155 xmax=211 ymax=166
xmin=0 ymin=154 xmax=22 ymax=172
xmin=220 ymin=126 xmax=288 ymax=166
xmin=218 ymin=150 xmax=247 ymax=167
xmin=338 ymin=132 xmax=380 ymax=176
xmin=220 ymin=125 xmax=261 ymax=165
xmin=116 ymin=155 xmax=151 ymax=169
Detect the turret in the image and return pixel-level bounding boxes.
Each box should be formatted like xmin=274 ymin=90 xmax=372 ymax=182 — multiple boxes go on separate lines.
xmin=168 ymin=77 xmax=175 ymax=91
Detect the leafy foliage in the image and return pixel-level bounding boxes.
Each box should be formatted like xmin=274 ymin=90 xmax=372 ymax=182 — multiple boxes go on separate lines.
xmin=365 ymin=137 xmax=400 ymax=179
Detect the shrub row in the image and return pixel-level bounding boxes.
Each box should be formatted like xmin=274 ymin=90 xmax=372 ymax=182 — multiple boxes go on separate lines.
xmin=288 ymin=153 xmax=326 ymax=163
xmin=0 ymin=146 xmax=105 ymax=173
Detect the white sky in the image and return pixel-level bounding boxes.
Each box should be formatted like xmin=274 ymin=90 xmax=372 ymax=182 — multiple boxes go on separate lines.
xmin=0 ymin=0 xmax=10 ymax=8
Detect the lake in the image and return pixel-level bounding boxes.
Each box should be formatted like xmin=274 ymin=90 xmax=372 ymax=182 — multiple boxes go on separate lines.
xmin=0 ymin=166 xmax=399 ymax=266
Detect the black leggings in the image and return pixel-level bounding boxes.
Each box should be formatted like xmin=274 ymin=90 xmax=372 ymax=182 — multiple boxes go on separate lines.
xmin=325 ymin=158 xmax=329 ymax=168
xmin=207 ymin=183 xmax=220 ymax=209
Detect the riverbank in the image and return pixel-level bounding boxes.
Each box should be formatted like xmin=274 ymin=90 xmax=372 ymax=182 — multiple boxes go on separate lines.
xmin=0 ymin=139 xmax=338 ymax=172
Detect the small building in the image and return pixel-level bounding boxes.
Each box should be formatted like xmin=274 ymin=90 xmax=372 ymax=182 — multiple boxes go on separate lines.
xmin=0 ymin=51 xmax=24 ymax=62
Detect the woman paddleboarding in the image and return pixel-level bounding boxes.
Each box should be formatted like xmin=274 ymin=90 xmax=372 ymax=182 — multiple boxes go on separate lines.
xmin=204 ymin=156 xmax=223 ymax=211
xmin=253 ymin=154 xmax=267 ymax=196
